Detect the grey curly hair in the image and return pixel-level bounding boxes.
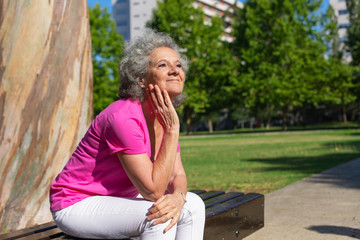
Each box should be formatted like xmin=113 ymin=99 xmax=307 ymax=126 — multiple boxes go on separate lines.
xmin=118 ymin=28 xmax=188 ymax=108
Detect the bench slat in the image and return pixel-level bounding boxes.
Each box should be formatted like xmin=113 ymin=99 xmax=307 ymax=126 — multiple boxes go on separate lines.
xmin=189 ymin=189 xmax=206 ymax=195
xmin=16 ymin=227 xmax=64 ymax=240
xmin=0 ymin=222 xmax=57 ymax=240
xmin=196 ymin=190 xmax=225 ymax=200
xmin=204 ymin=192 xmax=244 ymax=208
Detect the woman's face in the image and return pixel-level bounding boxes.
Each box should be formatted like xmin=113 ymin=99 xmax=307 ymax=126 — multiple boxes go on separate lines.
xmin=144 ymin=47 xmax=185 ymax=99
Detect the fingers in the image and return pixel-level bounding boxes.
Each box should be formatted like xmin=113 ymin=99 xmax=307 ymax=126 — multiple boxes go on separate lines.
xmin=148 ymin=84 xmax=179 ymax=131
xmin=151 ymin=84 xmax=165 ymax=107
xmin=145 ymin=194 xmax=182 ymax=232
xmin=148 ymin=84 xmax=173 ymax=109
xmin=164 ymin=215 xmax=179 ymax=233
xmin=148 ymin=207 xmax=180 ymax=232
xmin=152 ymin=211 xmax=173 ymax=226
xmin=162 ymin=90 xmax=173 ymax=109
xmin=148 ymin=84 xmax=159 ymax=112
xmin=146 ymin=197 xmax=172 ymax=221
xmin=147 ymin=204 xmax=173 ymax=225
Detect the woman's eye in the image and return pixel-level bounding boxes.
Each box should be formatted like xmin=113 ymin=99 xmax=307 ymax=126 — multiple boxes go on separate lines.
xmin=158 ymin=63 xmax=166 ymax=68
xmin=177 ymin=64 xmax=182 ymax=68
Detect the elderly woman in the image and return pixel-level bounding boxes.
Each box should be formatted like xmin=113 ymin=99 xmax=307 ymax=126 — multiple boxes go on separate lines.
xmin=49 ymin=29 xmax=205 ymax=239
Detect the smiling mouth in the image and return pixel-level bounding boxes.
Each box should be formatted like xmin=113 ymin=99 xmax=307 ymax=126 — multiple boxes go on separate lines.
xmin=166 ymin=79 xmax=180 ymax=82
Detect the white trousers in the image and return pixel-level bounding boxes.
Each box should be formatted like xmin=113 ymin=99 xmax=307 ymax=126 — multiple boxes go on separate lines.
xmin=52 ymin=192 xmax=205 ymax=239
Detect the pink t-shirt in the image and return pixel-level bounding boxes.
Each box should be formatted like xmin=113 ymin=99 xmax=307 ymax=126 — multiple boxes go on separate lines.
xmin=50 ymin=98 xmax=179 ymax=212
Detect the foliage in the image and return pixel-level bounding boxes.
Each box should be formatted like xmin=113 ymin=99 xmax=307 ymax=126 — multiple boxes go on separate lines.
xmin=326 ymin=4 xmax=359 ymax=122
xmin=147 ymin=0 xmax=237 ymax=133
xmin=327 ymin=59 xmax=357 ymax=122
xmin=231 ymin=0 xmax=330 ymax=130
xmin=345 ymin=0 xmax=360 ymax=66
xmin=345 ymin=0 xmax=360 ymax=125
xmin=89 ymin=3 xmax=124 ymax=116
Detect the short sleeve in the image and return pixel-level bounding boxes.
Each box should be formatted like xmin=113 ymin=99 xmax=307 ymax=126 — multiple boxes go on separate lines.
xmin=104 ymin=113 xmax=147 ymax=155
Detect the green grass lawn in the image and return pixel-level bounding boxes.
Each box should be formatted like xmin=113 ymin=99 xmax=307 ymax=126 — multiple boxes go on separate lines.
xmin=180 ymin=129 xmax=360 ymax=194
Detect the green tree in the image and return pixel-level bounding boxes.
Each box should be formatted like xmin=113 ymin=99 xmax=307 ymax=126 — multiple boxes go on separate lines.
xmin=345 ymin=0 xmax=360 ymax=126
xmin=324 ymin=5 xmax=358 ymax=123
xmin=345 ymin=0 xmax=360 ymax=66
xmin=232 ymin=0 xmax=330 ymax=130
xmin=89 ymin=3 xmax=124 ymax=116
xmin=327 ymin=59 xmax=357 ymax=122
xmin=147 ymin=0 xmax=236 ymax=134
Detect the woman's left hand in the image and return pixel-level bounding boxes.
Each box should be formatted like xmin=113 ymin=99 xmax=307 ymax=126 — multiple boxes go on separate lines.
xmin=146 ymin=192 xmax=186 ymax=232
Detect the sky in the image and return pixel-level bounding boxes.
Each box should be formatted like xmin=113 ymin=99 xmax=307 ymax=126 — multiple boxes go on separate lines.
xmin=88 ymin=0 xmax=112 ymax=12
xmin=87 ymin=0 xmax=330 ymax=16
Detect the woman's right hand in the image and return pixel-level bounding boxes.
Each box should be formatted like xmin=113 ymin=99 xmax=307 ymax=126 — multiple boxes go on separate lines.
xmin=148 ymin=84 xmax=179 ymax=133
xmin=146 ymin=191 xmax=186 ymax=232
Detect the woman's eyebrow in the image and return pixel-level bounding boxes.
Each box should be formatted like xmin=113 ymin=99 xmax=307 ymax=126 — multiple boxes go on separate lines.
xmin=155 ymin=59 xmax=181 ymax=64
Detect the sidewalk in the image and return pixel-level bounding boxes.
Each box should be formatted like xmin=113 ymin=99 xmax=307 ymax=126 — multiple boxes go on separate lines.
xmin=245 ymin=158 xmax=360 ymax=240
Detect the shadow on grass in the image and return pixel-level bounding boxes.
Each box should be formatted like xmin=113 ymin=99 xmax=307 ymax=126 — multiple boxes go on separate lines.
xmin=307 ymin=225 xmax=360 ymax=239
xmin=247 ymin=153 xmax=360 ymax=173
xmin=246 ymin=140 xmax=360 ymax=189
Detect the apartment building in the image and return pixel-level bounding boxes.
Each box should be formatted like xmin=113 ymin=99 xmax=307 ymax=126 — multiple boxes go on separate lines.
xmin=112 ymin=0 xmax=242 ymax=42
xmin=111 ymin=0 xmax=157 ymax=41
xmin=193 ymin=0 xmax=243 ymax=42
xmin=329 ymin=0 xmax=352 ymax=62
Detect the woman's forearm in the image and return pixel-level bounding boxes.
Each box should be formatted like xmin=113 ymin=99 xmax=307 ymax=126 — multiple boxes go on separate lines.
xmin=168 ymin=173 xmax=187 ymax=196
xmin=147 ymin=131 xmax=179 ymax=200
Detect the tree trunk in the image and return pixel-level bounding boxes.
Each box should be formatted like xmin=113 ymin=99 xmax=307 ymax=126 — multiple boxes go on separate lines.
xmin=266 ymin=117 xmax=271 ymax=130
xmin=186 ymin=116 xmax=192 ymax=135
xmin=183 ymin=106 xmax=192 ymax=135
xmin=342 ymin=104 xmax=348 ymax=123
xmin=282 ymin=107 xmax=288 ymax=131
xmin=301 ymin=108 xmax=306 ymax=127
xmin=208 ymin=118 xmax=213 ymax=133
xmin=0 ymin=0 xmax=93 ymax=232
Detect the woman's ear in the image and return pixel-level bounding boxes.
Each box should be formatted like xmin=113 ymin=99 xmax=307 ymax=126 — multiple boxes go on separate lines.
xmin=139 ymin=78 xmax=146 ymax=88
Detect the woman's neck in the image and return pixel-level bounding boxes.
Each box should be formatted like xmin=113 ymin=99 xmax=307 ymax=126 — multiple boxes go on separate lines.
xmin=141 ymin=97 xmax=164 ymax=160
xmin=141 ymin=97 xmax=161 ymax=130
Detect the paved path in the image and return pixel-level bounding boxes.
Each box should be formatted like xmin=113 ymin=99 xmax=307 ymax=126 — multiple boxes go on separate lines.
xmin=245 ymin=158 xmax=360 ymax=240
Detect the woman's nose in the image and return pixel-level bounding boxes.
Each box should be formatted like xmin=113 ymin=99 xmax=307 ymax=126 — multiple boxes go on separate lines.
xmin=169 ymin=65 xmax=179 ymax=75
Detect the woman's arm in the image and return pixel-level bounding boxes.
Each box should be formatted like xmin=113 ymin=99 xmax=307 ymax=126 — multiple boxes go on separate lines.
xmin=145 ymin=152 xmax=188 ymax=232
xmin=167 ymin=152 xmax=187 ymax=196
xmin=117 ymin=132 xmax=178 ymax=201
xmin=117 ymin=84 xmax=179 ymax=202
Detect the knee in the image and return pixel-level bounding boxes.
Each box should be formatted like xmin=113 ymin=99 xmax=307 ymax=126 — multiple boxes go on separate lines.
xmin=185 ymin=192 xmax=205 ymax=218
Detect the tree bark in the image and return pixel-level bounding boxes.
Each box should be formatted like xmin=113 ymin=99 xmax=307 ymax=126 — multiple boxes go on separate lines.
xmin=0 ymin=0 xmax=93 ymax=232
xmin=342 ymin=104 xmax=348 ymax=123
xmin=186 ymin=116 xmax=192 ymax=135
xmin=240 ymin=120 xmax=245 ymax=129
xmin=282 ymin=106 xmax=288 ymax=131
xmin=266 ymin=117 xmax=271 ymax=130
xmin=208 ymin=118 xmax=213 ymax=133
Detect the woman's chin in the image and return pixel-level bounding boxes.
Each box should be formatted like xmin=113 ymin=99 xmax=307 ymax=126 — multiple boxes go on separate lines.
xmin=168 ymin=91 xmax=183 ymax=100
xmin=171 ymin=92 xmax=186 ymax=108
xmin=167 ymin=85 xmax=184 ymax=97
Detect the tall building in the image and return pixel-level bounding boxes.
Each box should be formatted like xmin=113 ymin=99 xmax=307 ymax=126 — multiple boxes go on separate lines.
xmin=329 ymin=0 xmax=352 ymax=62
xmin=112 ymin=0 xmax=157 ymax=41
xmin=112 ymin=0 xmax=242 ymax=42
xmin=193 ymin=0 xmax=243 ymax=42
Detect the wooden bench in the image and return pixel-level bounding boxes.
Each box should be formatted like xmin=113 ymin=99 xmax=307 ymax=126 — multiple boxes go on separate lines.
xmin=0 ymin=191 xmax=264 ymax=240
